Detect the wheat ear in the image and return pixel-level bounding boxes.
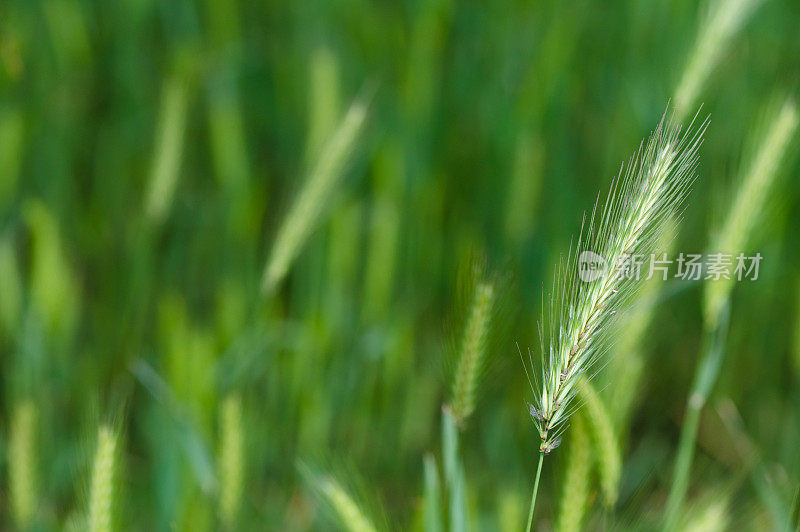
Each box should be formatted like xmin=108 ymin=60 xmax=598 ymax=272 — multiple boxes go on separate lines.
xmin=674 ymin=0 xmax=763 ymax=120
xmin=219 ymin=394 xmax=244 ymax=529
xmin=87 ymin=425 xmax=117 ymax=532
xmin=304 ymin=470 xmax=378 ymax=532
xmin=9 ymin=400 xmax=36 ymax=529
xmin=525 ymin=111 xmax=706 ymax=450
xmin=450 ymin=280 xmax=495 ymax=425
xmin=261 ymin=89 xmax=371 ymax=294
xmin=144 ymin=74 xmax=189 ymax=225
xmin=523 ymin=109 xmax=707 ymax=531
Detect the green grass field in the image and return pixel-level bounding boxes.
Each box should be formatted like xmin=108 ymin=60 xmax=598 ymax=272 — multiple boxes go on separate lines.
xmin=1 ymin=0 xmax=799 ymax=529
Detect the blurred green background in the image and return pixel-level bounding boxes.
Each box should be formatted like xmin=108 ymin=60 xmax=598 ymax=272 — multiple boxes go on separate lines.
xmin=1 ymin=0 xmax=799 ymax=530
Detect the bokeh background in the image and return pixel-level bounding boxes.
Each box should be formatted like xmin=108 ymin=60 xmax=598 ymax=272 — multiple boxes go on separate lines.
xmin=0 ymin=0 xmax=799 ymax=530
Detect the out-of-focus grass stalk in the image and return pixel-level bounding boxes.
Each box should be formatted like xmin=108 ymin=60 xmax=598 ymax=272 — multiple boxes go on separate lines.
xmin=362 ymin=141 xmax=402 ymax=322
xmin=664 ymin=98 xmax=798 ymax=531
xmin=795 ymin=281 xmax=800 ymax=379
xmin=325 ymin=200 xmax=362 ymax=318
xmin=307 ymin=46 xmax=341 ymax=162
xmin=261 ymin=90 xmax=370 ymax=294
xmin=88 ymin=425 xmax=118 ymax=532
xmin=159 ymin=296 xmax=217 ymax=435
xmin=792 ymin=491 xmax=800 ymax=532
xmin=450 ymin=281 xmax=495 ymax=426
xmin=9 ymin=400 xmax=36 ymax=529
xmin=716 ymin=399 xmax=793 ymax=529
xmin=579 ymin=381 xmax=621 ymax=508
xmin=219 ymin=395 xmax=244 ymax=529
xmin=497 ymin=488 xmax=522 ymax=532
xmin=42 ymin=0 xmax=91 ymax=67
xmin=321 ymin=479 xmax=377 ymax=532
xmin=441 ymin=264 xmax=502 ymax=529
xmin=144 ymin=75 xmax=189 ymax=225
xmin=403 ymin=0 xmax=450 ymax=131
xmin=608 ymin=281 xmax=656 ymax=421
xmin=674 ymin=0 xmax=763 ymax=120
xmin=704 ymin=99 xmax=799 ymax=326
xmin=207 ymin=76 xmax=249 ymax=189
xmin=0 ymin=233 xmax=22 ymax=337
xmin=301 ymin=465 xmax=378 ymax=532
xmin=682 ymin=492 xmax=731 ymax=532
xmin=504 ymin=130 xmax=543 ymax=247
xmin=555 ymin=413 xmax=591 ymax=532
xmin=24 ymin=200 xmax=80 ymax=338
xmin=442 ymin=408 xmax=467 ymax=532
xmin=205 ymin=0 xmax=248 ymax=190
xmin=423 ymin=454 xmax=443 ymax=532
xmin=609 ymin=221 xmax=677 ymax=430
xmin=0 ymin=106 xmax=24 ymax=209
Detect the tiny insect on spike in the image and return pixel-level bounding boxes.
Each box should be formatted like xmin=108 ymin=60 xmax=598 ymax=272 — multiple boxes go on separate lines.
xmin=540 ymin=437 xmax=562 ymax=455
xmin=527 ymin=402 xmax=545 ymax=422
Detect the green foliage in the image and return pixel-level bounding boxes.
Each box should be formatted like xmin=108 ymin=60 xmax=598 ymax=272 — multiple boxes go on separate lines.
xmin=0 ymin=0 xmax=798 ymax=529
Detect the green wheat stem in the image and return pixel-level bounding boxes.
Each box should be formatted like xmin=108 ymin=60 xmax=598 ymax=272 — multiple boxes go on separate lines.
xmin=663 ymin=303 xmax=730 ymax=532
xmin=525 ymin=453 xmax=544 ymax=532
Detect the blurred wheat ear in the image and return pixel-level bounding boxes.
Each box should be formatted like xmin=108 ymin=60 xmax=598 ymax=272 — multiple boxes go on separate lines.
xmin=87 ymin=425 xmax=118 ymax=532
xmin=674 ymin=0 xmax=763 ymax=120
xmin=298 ymin=462 xmax=383 ymax=532
xmin=9 ymin=399 xmax=37 ymax=529
xmin=144 ymin=74 xmax=189 ymax=225
xmin=523 ymin=108 xmax=707 ymax=532
xmin=447 ymin=256 xmax=513 ymax=428
xmin=261 ymin=87 xmax=372 ymax=294
xmin=218 ymin=394 xmax=244 ymax=529
xmin=450 ymin=280 xmax=494 ymax=425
